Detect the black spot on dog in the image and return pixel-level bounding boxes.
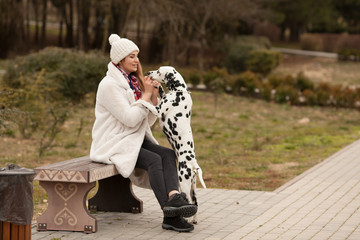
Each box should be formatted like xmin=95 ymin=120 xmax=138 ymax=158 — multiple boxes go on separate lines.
xmin=158 ymin=86 xmax=165 ymax=98
xmin=167 ymin=119 xmax=178 ymax=136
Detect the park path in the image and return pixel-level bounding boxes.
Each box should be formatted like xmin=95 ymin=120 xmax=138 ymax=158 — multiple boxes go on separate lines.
xmin=31 ymin=139 xmax=360 ymax=239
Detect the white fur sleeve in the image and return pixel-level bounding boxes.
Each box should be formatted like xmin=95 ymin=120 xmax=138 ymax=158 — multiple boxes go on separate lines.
xmin=97 ymin=81 xmax=149 ymax=128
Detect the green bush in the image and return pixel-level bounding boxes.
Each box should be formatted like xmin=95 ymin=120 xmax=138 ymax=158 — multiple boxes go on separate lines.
xmin=295 ymin=72 xmax=314 ymax=91
xmin=246 ymin=49 xmax=282 ymax=76
xmin=338 ymin=48 xmax=360 ymax=61
xmin=232 ymin=71 xmax=261 ymax=97
xmin=302 ymin=89 xmax=318 ymax=106
xmin=203 ymin=67 xmax=229 ymax=115
xmin=224 ymin=44 xmax=256 ymax=74
xmin=3 ymin=47 xmax=108 ymax=103
xmin=53 ymin=50 xmax=107 ymax=103
xmin=315 ymin=83 xmax=333 ymax=106
xmin=4 ymin=47 xmax=68 ymax=89
xmin=222 ymin=36 xmax=271 ymax=74
xmin=188 ymin=72 xmax=201 ymax=87
xmin=203 ymin=67 xmax=229 ymax=92
xmin=1 ymin=47 xmax=107 ymax=155
xmin=332 ymin=86 xmax=357 ymax=108
xmin=274 ymin=85 xmax=299 ymax=105
xmin=268 ymin=74 xmax=296 ymax=88
xmin=1 ymin=70 xmax=70 ymax=143
xmin=259 ymin=82 xmax=273 ymax=101
xmin=267 ymin=75 xmax=283 ymax=88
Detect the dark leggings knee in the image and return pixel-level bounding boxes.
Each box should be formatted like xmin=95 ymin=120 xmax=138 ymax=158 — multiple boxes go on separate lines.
xmin=147 ymin=154 xmax=163 ymax=172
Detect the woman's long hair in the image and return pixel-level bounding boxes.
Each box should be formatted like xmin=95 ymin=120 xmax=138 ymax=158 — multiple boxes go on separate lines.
xmin=134 ymin=60 xmax=145 ymax=91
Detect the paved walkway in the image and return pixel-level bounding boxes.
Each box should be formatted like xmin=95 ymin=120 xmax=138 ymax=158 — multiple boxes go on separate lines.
xmin=31 ymin=139 xmax=360 ymax=239
xmin=272 ymin=47 xmax=338 ymax=59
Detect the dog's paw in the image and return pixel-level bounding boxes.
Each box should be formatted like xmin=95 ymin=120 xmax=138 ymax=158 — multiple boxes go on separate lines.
xmin=186 ymin=216 xmax=198 ymax=225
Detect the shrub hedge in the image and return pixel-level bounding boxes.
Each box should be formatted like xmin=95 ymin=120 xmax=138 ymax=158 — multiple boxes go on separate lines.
xmin=338 ymin=49 xmax=360 ymax=61
xmin=1 ymin=47 xmax=108 ymax=154
xmin=4 ymin=47 xmax=108 ymax=103
xmin=228 ymin=72 xmax=360 ymax=109
xmin=246 ymin=49 xmax=282 ymax=77
xmin=221 ymin=36 xmax=272 ymax=74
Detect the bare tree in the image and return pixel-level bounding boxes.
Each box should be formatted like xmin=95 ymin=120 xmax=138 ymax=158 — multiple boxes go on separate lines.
xmin=0 ymin=0 xmax=24 ymax=57
xmin=41 ymin=0 xmax=48 ymax=46
xmin=76 ymin=0 xmax=90 ymax=51
xmin=32 ymin=0 xmax=40 ymax=44
xmin=50 ymin=0 xmax=74 ymax=47
xmin=101 ymin=0 xmax=111 ymax=52
xmin=101 ymin=0 xmax=133 ymax=52
xmin=148 ymin=0 xmax=265 ymax=71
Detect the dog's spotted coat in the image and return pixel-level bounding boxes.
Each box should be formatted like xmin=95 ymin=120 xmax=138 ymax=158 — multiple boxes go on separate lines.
xmin=147 ymin=66 xmax=206 ymax=223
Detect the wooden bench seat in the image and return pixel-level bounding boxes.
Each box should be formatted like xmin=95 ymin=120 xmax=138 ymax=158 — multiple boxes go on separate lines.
xmin=34 ymin=156 xmax=142 ymax=233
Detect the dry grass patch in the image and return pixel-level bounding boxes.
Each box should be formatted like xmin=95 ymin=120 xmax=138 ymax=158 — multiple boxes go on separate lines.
xmin=274 ymin=55 xmax=360 ymax=87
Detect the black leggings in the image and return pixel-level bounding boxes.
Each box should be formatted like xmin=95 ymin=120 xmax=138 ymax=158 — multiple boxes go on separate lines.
xmin=135 ymin=139 xmax=179 ymax=208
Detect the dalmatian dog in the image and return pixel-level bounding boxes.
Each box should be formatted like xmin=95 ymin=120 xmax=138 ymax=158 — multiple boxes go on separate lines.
xmin=147 ymin=66 xmax=206 ymax=223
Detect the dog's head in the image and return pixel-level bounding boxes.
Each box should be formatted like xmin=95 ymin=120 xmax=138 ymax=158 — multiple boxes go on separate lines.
xmin=147 ymin=66 xmax=187 ymax=92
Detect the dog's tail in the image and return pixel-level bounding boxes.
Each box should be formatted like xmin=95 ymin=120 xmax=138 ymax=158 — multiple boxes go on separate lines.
xmin=195 ymin=163 xmax=207 ymax=189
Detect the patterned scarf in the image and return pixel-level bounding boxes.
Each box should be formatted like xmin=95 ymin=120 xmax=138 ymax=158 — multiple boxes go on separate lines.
xmin=113 ymin=62 xmax=142 ymax=101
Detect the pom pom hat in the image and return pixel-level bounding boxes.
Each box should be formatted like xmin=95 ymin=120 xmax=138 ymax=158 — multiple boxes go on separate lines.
xmin=109 ymin=34 xmax=139 ymax=64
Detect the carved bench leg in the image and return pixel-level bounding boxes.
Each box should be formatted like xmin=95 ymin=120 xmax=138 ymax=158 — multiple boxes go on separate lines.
xmin=88 ymin=175 xmax=143 ymax=213
xmin=37 ymin=181 xmax=97 ymax=233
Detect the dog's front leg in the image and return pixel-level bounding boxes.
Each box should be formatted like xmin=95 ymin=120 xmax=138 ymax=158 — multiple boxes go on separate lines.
xmin=190 ymin=172 xmax=198 ymax=224
xmin=155 ymin=86 xmax=166 ymax=116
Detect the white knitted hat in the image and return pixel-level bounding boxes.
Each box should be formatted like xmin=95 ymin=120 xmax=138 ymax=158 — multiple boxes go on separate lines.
xmin=109 ymin=34 xmax=139 ymax=64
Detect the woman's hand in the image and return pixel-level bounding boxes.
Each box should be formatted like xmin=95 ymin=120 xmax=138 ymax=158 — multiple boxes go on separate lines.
xmin=151 ymin=80 xmax=160 ymax=105
xmin=141 ymin=76 xmax=154 ymax=102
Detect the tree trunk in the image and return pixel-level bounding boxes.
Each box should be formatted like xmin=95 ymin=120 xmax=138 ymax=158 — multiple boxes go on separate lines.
xmin=65 ymin=0 xmax=74 ymax=47
xmin=32 ymin=0 xmax=39 ymax=44
xmin=81 ymin=0 xmax=90 ymax=51
xmin=92 ymin=3 xmax=105 ymax=49
xmin=280 ymin=24 xmax=287 ymax=41
xmin=0 ymin=0 xmax=21 ymax=57
xmin=102 ymin=0 xmax=111 ymax=53
xmin=25 ymin=0 xmax=30 ymax=41
xmin=41 ymin=0 xmax=47 ymax=46
xmin=197 ymin=24 xmax=207 ymax=75
xmin=289 ymin=24 xmax=300 ymax=42
xmin=58 ymin=19 xmax=63 ymax=46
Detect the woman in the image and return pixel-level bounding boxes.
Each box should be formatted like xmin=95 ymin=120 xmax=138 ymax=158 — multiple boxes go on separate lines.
xmin=90 ymin=34 xmax=197 ymax=232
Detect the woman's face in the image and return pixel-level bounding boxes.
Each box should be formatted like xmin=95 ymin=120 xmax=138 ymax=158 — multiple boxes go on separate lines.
xmin=119 ymin=51 xmax=139 ymax=75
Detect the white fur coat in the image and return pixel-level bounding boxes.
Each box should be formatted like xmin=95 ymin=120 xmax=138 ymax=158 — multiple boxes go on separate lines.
xmin=90 ymin=62 xmax=158 ymax=189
